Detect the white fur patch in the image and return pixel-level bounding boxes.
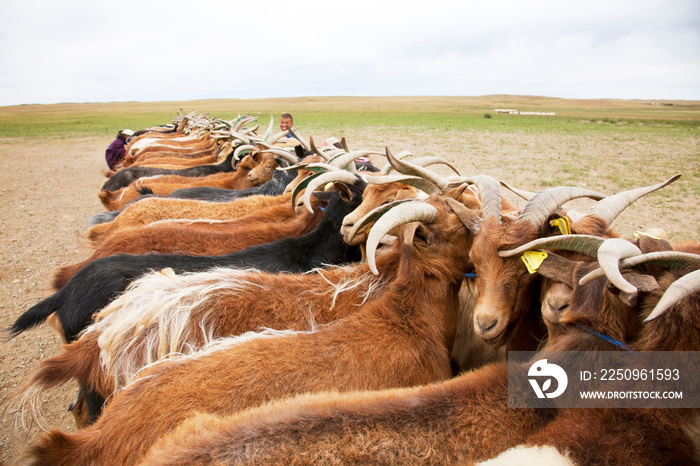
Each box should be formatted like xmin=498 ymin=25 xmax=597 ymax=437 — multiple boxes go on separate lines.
xmin=477 ymin=445 xmax=575 ymax=466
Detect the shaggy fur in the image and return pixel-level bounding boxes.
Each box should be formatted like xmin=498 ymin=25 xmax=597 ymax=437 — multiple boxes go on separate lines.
xmin=98 ymin=153 xmax=262 ymax=211
xmin=10 ymin=178 xmax=366 ymax=342
xmin=18 ymin=196 xmax=482 ymax=465
xmin=54 ymin=194 xmax=316 ymax=288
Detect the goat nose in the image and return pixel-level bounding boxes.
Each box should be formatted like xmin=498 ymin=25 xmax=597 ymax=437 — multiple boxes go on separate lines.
xmin=477 ymin=316 xmax=498 ymax=334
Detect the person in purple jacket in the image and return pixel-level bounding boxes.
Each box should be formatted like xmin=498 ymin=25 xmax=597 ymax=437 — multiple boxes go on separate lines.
xmin=105 ymin=129 xmax=134 ymax=169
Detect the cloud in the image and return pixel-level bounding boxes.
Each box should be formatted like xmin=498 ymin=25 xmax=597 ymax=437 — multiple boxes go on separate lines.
xmin=0 ymin=0 xmax=698 ymax=105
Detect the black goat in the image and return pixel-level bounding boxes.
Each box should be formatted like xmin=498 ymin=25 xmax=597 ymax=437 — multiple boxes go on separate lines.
xmin=10 ymin=176 xmax=366 ymax=343
xmin=101 ymin=148 xmax=237 ymax=192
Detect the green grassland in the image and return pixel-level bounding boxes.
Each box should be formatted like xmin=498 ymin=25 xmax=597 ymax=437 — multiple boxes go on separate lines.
xmin=0 ymin=95 xmax=698 ymax=139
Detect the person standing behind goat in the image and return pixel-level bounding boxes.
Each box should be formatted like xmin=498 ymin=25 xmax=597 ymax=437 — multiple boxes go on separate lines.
xmin=105 ymin=129 xmax=134 ymax=169
xmin=280 ymin=113 xmax=295 ymax=139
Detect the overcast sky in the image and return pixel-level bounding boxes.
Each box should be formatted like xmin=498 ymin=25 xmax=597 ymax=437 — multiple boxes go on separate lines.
xmin=0 ymin=0 xmax=698 ymax=106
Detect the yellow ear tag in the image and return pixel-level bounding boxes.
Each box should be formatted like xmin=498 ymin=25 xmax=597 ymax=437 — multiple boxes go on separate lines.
xmin=521 ymin=251 xmax=548 ymax=274
xmin=550 ymin=217 xmax=571 ymax=235
xmin=323 ymin=182 xmax=334 ymax=191
xmin=634 ymin=230 xmax=660 ymax=240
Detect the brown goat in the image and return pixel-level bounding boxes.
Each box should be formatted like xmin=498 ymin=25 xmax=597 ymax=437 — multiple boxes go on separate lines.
xmin=134 ymin=241 xmax=700 ymax=465
xmin=484 ymin=241 xmax=700 ymax=465
xmin=19 ymin=195 xmax=482 ymax=465
xmin=20 ymin=251 xmax=402 ymax=423
xmin=52 ymin=194 xmax=321 ymax=289
xmin=97 ymin=152 xmax=262 ymax=211
xmin=86 ymin=190 xmax=291 ymax=243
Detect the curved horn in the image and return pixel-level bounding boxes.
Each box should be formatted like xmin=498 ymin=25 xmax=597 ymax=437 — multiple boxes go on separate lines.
xmin=386 ymin=147 xmax=450 ymax=193
xmin=309 ymin=137 xmax=329 ymax=161
xmin=382 ymin=156 xmax=459 ymax=177
xmin=233 ymin=144 xmax=258 ymax=160
xmin=233 ymin=116 xmax=256 ymax=132
xmin=263 ymin=115 xmax=274 ymax=141
xmin=288 ymin=126 xmax=311 ymax=152
xmin=593 ymin=238 xmax=642 ymax=294
xmin=363 ymin=174 xmax=441 ymax=195
xmin=644 ymin=269 xmax=700 ymax=322
xmin=457 ymin=175 xmax=503 ymax=222
xmin=580 ymin=251 xmax=700 ymax=286
xmin=379 ymin=151 xmax=413 ymax=174
xmin=515 ymin=186 xmax=607 ymax=229
xmin=366 ymin=201 xmax=438 ymax=275
xmin=268 ymin=130 xmax=290 ymax=144
xmin=301 ymin=170 xmax=358 ymax=214
xmin=328 ymin=150 xmax=385 ymax=172
xmin=498 ymin=234 xmax=605 ymax=258
xmin=347 ymin=199 xmax=417 ymax=243
xmin=259 ymin=147 xmax=299 ymax=164
xmin=580 ymin=174 xmax=681 ymax=226
xmin=500 ymin=180 xmax=536 ymax=201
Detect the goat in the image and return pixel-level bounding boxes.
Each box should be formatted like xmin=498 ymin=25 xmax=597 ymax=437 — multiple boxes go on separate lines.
xmin=467 ymin=174 xmax=680 ymax=349
xmin=99 ymin=147 xmax=300 ymax=211
xmin=9 ymin=172 xmax=366 ymax=343
xmin=53 ymin=194 xmax=324 ymax=289
xmin=18 ymin=177 xmax=485 ymax=425
xmin=86 ymin=167 xmax=299 ymax=228
xmin=100 ymin=141 xmax=236 ymax=191
xmin=97 ymin=150 xmax=262 ymax=211
xmin=480 ymin=238 xmax=700 ymax=465
xmin=18 ymin=194 xmax=484 ymax=465
xmin=133 ymin=240 xmax=699 ymax=465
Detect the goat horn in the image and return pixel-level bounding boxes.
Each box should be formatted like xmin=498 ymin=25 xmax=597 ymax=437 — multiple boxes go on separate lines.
xmin=580 ymin=174 xmax=681 ymax=226
xmin=347 ymin=199 xmax=416 ymax=244
xmin=644 ymin=269 xmax=700 ymax=322
xmin=500 ymin=180 xmax=536 ymax=201
xmin=386 ymin=147 xmax=450 ymax=193
xmin=301 ymin=170 xmax=359 ymax=214
xmin=379 ymin=151 xmax=413 ymax=174
xmin=268 ymin=130 xmax=290 ymax=145
xmin=259 ymin=148 xmax=299 ymax=164
xmin=381 ymin=156 xmax=460 ymax=177
xmin=594 ymin=238 xmax=642 ymax=294
xmin=515 ymin=186 xmax=607 ymax=229
xmin=363 ymin=174 xmax=441 ymax=195
xmin=498 ymin=234 xmax=605 ymax=258
xmin=328 ymin=150 xmax=385 ymax=172
xmin=309 ymin=137 xmax=330 ymax=161
xmin=366 ymin=201 xmax=438 ymax=275
xmin=233 ymin=116 xmax=256 ymax=132
xmin=234 ymin=144 xmax=258 ymax=160
xmin=580 ymin=251 xmax=700 ymax=286
xmin=263 ymin=115 xmax=274 ymax=141
xmin=288 ymin=126 xmax=311 ymax=152
xmin=454 ymin=175 xmax=503 ymax=222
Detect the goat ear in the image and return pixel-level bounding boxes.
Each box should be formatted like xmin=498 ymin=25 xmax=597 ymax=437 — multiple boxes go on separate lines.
xmin=444 ymin=198 xmax=481 ymax=235
xmin=395 ymin=188 xmax=417 ymax=201
xmin=444 ymin=184 xmax=469 ymax=200
xmin=637 ymin=234 xmax=674 ymax=253
xmin=400 ymin=222 xmax=430 ymax=246
xmin=622 ymin=271 xmax=659 ymax=292
xmin=333 ymin=183 xmax=354 ymax=202
xmin=537 ymin=252 xmax=576 ymax=288
xmin=311 ymin=190 xmax=334 ymax=204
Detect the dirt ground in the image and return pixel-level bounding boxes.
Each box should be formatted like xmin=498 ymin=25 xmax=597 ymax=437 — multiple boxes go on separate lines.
xmin=0 ymin=128 xmax=697 ymax=464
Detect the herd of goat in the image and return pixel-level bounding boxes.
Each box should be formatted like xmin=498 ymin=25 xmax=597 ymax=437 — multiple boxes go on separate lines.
xmin=4 ymin=111 xmax=699 ymax=465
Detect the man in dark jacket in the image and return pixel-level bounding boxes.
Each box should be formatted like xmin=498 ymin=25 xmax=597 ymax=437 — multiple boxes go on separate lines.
xmin=105 ymin=129 xmax=134 ymax=169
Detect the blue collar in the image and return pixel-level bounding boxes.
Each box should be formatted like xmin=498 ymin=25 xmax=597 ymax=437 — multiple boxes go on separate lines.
xmin=575 ymin=324 xmax=635 ymax=352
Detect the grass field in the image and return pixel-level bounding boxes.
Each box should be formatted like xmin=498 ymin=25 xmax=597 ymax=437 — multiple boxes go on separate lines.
xmin=1 ymin=95 xmax=699 ymax=139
